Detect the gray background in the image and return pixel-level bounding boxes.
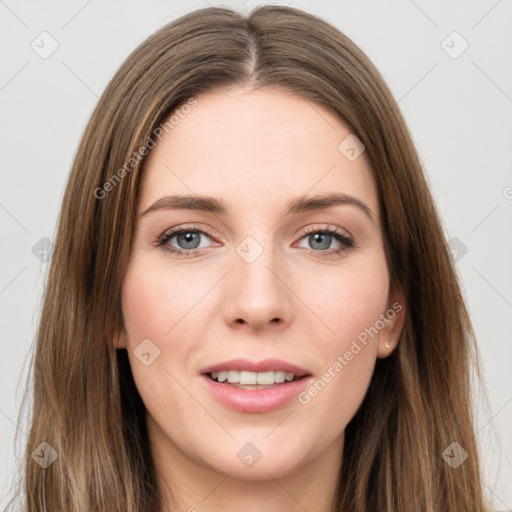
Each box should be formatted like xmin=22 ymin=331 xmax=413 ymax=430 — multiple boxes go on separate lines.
xmin=1 ymin=0 xmax=511 ymax=509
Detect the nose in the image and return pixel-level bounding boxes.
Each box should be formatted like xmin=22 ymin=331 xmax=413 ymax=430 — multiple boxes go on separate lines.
xmin=222 ymin=242 xmax=294 ymax=332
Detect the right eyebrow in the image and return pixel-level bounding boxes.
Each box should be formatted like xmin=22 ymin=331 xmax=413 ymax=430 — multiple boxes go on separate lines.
xmin=141 ymin=195 xmax=227 ymax=216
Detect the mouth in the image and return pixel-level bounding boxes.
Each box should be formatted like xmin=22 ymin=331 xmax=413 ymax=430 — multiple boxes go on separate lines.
xmin=206 ymin=370 xmax=308 ymax=390
xmin=199 ymin=358 xmax=313 ymax=413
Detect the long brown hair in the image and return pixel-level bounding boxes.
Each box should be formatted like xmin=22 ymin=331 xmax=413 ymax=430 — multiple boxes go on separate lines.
xmin=14 ymin=5 xmax=489 ymax=511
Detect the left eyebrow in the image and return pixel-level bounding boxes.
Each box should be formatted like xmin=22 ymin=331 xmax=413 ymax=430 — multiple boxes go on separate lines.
xmin=140 ymin=192 xmax=376 ymax=224
xmin=285 ymin=192 xmax=376 ymax=224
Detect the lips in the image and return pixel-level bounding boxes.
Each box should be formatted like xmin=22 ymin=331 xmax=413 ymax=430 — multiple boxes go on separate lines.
xmin=199 ymin=358 xmax=313 ymax=413
xmin=200 ymin=358 xmax=311 ymax=378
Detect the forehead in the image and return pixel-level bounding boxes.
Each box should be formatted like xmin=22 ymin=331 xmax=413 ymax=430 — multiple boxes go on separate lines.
xmin=140 ymin=86 xmax=377 ymax=215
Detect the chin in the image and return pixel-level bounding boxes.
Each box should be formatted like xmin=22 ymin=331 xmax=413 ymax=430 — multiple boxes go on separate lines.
xmin=194 ymin=430 xmax=314 ymax=480
xmin=211 ymin=452 xmax=307 ymax=481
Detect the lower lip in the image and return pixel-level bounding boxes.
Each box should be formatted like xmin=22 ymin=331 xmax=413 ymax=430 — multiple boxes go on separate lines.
xmin=201 ymin=375 xmax=313 ymax=413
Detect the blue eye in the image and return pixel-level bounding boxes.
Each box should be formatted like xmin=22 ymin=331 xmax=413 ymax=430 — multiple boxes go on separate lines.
xmin=155 ymin=225 xmax=354 ymax=258
xmin=296 ymin=229 xmax=354 ymax=254
xmin=173 ymin=231 xmax=203 ymax=250
xmin=157 ymin=227 xmax=213 ymax=255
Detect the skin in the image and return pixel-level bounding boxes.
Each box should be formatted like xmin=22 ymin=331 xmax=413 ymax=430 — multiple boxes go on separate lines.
xmin=118 ymin=86 xmax=405 ymax=512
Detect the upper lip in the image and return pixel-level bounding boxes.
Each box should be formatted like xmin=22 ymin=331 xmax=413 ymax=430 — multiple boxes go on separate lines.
xmin=200 ymin=358 xmax=311 ymax=378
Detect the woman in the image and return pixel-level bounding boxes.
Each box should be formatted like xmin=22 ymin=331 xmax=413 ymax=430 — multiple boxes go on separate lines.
xmin=17 ymin=5 xmax=489 ymax=511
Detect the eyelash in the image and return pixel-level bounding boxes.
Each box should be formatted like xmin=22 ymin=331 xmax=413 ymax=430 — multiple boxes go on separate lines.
xmin=154 ymin=224 xmax=355 ymax=258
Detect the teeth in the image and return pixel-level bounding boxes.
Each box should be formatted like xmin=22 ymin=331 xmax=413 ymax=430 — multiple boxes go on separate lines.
xmin=274 ymin=371 xmax=286 ymax=383
xmin=209 ymin=370 xmax=298 ymax=385
xmin=240 ymin=371 xmax=257 ymax=384
xmin=227 ymin=370 xmax=239 ymax=383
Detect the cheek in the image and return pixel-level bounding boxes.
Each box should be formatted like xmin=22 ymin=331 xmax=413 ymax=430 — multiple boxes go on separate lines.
xmin=298 ymin=256 xmax=390 ymax=346
xmin=292 ymin=255 xmax=389 ymax=425
xmin=120 ymin=257 xmax=205 ymax=399
xmin=121 ymin=257 xmax=207 ymax=343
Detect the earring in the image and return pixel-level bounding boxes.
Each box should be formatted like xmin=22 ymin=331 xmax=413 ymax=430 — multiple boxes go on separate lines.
xmin=385 ymin=338 xmax=392 ymax=353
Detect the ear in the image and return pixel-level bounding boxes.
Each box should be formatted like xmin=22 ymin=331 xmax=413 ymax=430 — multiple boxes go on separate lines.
xmin=376 ymin=280 xmax=406 ymax=359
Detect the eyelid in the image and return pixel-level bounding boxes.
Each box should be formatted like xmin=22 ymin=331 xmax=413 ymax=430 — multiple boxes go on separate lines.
xmin=292 ymin=223 xmax=355 ymax=252
xmin=155 ymin=224 xmax=220 ymax=255
xmin=297 ymin=223 xmax=353 ymax=239
xmin=160 ymin=223 xmax=218 ymax=240
xmin=155 ymin=222 xmax=355 ymax=257
xmin=157 ymin=222 xmax=351 ymax=240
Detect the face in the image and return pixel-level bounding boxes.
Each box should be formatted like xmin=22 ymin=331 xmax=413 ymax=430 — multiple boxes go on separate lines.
xmin=119 ymin=86 xmax=405 ymax=480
